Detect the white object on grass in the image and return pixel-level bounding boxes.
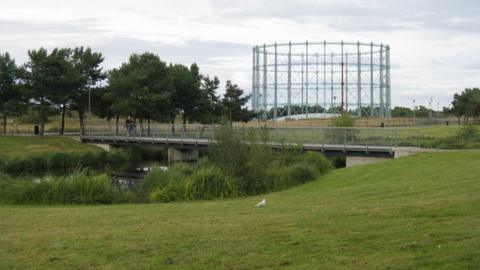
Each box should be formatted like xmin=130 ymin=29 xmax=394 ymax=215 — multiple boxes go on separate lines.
xmin=255 ymin=198 xmax=266 ymax=207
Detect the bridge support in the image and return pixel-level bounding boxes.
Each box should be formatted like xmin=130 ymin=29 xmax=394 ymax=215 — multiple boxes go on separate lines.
xmin=93 ymin=144 xmax=111 ymax=152
xmin=168 ymin=148 xmax=199 ymax=163
xmin=346 ymin=156 xmax=390 ymax=167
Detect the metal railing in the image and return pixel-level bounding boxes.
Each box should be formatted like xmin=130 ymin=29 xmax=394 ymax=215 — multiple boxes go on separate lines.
xmin=82 ymin=124 xmax=421 ymax=147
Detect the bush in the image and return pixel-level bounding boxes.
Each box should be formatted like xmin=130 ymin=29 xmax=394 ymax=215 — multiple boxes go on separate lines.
xmin=299 ymin=151 xmax=333 ymax=175
xmin=274 ymin=164 xmax=318 ymax=189
xmin=210 ymin=124 xmax=276 ymax=195
xmin=186 ymin=166 xmax=239 ymax=200
xmin=330 ymin=114 xmax=356 ymax=127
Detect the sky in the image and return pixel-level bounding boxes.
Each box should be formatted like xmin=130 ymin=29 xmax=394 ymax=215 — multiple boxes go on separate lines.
xmin=1 ymin=0 xmax=480 ymax=109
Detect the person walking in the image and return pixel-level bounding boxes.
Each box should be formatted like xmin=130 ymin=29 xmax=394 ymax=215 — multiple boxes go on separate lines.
xmin=126 ymin=116 xmax=133 ymax=136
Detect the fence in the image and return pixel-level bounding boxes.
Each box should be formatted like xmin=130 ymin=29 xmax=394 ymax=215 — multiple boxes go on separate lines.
xmin=83 ymin=124 xmax=421 ymax=147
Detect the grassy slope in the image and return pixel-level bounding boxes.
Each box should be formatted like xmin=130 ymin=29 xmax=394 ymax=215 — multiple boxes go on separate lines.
xmin=0 ymin=136 xmax=101 ymax=158
xmin=0 ymin=151 xmax=479 ymax=269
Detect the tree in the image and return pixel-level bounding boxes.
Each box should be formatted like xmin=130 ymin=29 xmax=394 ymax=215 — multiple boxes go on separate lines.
xmin=69 ymin=47 xmax=106 ymax=135
xmin=391 ymin=106 xmax=413 ymax=117
xmin=222 ymin=81 xmax=254 ymax=122
xmin=106 ymin=53 xmax=169 ymax=133
xmin=22 ymin=48 xmax=60 ymax=135
xmin=451 ymin=88 xmax=480 ymax=124
xmin=46 ymin=48 xmax=81 ymax=135
xmin=0 ymin=52 xmax=26 ymax=133
xmin=164 ymin=64 xmax=201 ymax=126
xmin=193 ymin=75 xmax=222 ymax=123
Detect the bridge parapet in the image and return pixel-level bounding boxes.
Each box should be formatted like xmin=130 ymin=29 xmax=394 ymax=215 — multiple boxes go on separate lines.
xmin=82 ymin=124 xmax=421 ymax=148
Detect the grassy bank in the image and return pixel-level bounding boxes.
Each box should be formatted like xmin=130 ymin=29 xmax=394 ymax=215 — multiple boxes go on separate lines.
xmin=0 ymin=151 xmax=478 ymax=269
xmin=0 ymin=136 xmax=140 ymax=175
xmin=0 ymin=136 xmax=101 ymax=158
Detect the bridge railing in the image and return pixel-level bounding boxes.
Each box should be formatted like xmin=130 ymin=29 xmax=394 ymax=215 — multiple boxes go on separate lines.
xmin=82 ymin=124 xmax=421 ymax=147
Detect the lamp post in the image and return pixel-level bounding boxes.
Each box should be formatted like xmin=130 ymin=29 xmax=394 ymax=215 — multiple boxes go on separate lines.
xmin=88 ymin=79 xmax=92 ymax=117
xmin=333 ymin=96 xmax=337 ymax=114
xmin=413 ymin=99 xmax=416 ymax=126
xmin=87 ymin=78 xmax=92 ymax=134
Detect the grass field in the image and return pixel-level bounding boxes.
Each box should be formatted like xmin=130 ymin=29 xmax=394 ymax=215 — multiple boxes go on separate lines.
xmin=0 ymin=151 xmax=478 ymax=269
xmin=418 ymin=125 xmax=463 ymax=138
xmin=0 ymin=136 xmax=101 ymax=158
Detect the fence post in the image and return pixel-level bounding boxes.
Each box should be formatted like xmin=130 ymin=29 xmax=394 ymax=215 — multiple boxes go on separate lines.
xmin=367 ymin=127 xmax=370 ymax=153
xmin=390 ymin=128 xmax=393 ymax=151
xmin=417 ymin=129 xmax=420 ymax=147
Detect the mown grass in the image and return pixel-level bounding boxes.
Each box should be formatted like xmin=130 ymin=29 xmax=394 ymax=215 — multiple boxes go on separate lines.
xmin=0 ymin=151 xmax=479 ymax=269
xmin=0 ymin=136 xmax=101 ymax=158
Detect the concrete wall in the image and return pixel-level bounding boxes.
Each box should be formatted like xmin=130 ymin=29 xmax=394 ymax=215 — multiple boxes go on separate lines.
xmin=92 ymin=144 xmax=111 ymax=152
xmin=346 ymin=156 xmax=391 ymax=167
xmin=168 ymin=148 xmax=200 ymax=163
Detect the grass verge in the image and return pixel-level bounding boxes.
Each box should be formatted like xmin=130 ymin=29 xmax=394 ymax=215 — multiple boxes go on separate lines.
xmin=0 ymin=151 xmax=478 ymax=269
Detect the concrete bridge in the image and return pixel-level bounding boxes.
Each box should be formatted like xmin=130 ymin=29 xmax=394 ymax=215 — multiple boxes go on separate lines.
xmin=80 ymin=124 xmax=423 ymax=167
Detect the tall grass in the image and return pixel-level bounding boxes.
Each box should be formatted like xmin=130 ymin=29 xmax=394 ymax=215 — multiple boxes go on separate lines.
xmin=422 ymin=125 xmax=480 ymax=149
xmin=0 ymin=148 xmax=140 ymax=175
xmin=0 ymin=170 xmax=132 ymax=204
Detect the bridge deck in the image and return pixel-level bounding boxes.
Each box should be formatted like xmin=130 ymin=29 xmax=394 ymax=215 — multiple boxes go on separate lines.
xmin=81 ymin=135 xmax=397 ymax=158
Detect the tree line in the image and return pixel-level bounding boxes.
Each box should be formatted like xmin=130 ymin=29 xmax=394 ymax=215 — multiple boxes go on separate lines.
xmin=449 ymin=88 xmax=480 ymax=124
xmin=0 ymin=48 xmax=254 ymax=135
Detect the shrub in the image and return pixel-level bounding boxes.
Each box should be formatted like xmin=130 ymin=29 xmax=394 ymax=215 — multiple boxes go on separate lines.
xmin=275 ymin=163 xmax=318 ymax=189
xmin=210 ymin=124 xmax=275 ymax=195
xmin=299 ymin=151 xmax=333 ymax=175
xmin=330 ymin=114 xmax=356 ymax=127
xmin=141 ymin=163 xmax=192 ymax=194
xmin=186 ymin=165 xmax=239 ymax=200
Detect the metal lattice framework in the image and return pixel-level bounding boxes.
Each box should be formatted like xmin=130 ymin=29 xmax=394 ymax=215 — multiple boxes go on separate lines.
xmin=251 ymin=41 xmax=391 ymax=120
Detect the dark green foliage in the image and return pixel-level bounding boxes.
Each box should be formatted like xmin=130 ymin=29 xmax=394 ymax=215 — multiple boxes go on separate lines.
xmin=0 ymin=52 xmax=26 ymax=134
xmin=193 ymin=76 xmax=222 ymax=123
xmin=450 ymin=88 xmax=480 ymax=124
xmin=209 ymin=124 xmax=273 ymax=194
xmin=222 ymin=81 xmax=255 ymax=122
xmin=277 ymin=164 xmax=317 ymax=187
xmin=69 ymin=47 xmax=106 ymax=134
xmin=0 ymin=171 xmax=131 ymax=204
xmin=391 ymin=106 xmax=413 ymax=117
xmin=299 ymin=151 xmax=334 ymax=175
xmin=167 ymin=64 xmax=202 ymax=125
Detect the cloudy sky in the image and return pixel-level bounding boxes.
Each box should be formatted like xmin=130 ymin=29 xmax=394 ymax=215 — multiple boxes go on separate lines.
xmin=1 ymin=0 xmax=480 ymax=108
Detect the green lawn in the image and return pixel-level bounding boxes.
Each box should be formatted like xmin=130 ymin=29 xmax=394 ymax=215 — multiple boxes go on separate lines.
xmin=0 ymin=151 xmax=479 ymax=269
xmin=418 ymin=125 xmax=463 ymax=138
xmin=0 ymin=136 xmax=102 ymax=158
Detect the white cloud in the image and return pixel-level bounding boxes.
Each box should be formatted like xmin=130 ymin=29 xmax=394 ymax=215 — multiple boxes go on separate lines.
xmin=1 ymin=0 xmax=480 ymax=108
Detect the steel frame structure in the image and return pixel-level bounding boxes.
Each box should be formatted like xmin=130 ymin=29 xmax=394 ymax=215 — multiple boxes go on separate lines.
xmin=251 ymin=41 xmax=391 ymax=120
